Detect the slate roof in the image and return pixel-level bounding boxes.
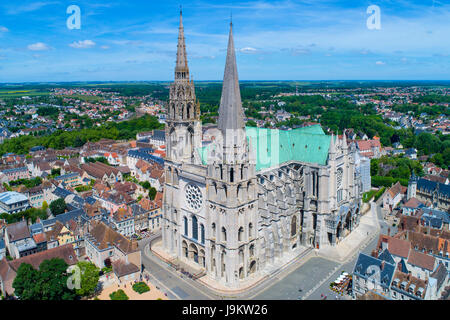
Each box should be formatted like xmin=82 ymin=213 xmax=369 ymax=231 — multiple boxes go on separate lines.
xmin=55 ymin=208 xmax=85 ymax=225
xmin=417 ymin=178 xmax=450 ymax=198
xmin=378 ymin=248 xmax=396 ymax=265
xmin=353 ymin=252 xmax=396 ymax=289
xmin=128 ymin=149 xmax=164 ymax=165
xmin=398 ymin=258 xmax=409 ymax=273
xmin=53 ymin=187 xmax=73 ymax=199
xmin=431 ymin=263 xmax=448 ymax=291
xmin=6 ymin=220 xmax=31 ymax=242
xmin=29 ymin=222 xmax=44 ymax=235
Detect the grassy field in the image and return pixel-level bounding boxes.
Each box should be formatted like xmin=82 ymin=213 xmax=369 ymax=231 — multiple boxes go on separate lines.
xmin=0 ymin=89 xmax=50 ymax=98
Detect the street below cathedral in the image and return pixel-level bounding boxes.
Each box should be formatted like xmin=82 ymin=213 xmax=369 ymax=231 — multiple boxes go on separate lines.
xmin=139 ymin=201 xmax=394 ymax=300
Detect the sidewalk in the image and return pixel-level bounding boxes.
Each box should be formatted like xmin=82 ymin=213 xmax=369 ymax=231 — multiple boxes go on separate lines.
xmin=318 ymin=201 xmax=380 ymax=263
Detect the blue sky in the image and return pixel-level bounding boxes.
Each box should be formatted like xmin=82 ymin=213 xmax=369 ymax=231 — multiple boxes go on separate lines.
xmin=0 ymin=0 xmax=449 ymax=82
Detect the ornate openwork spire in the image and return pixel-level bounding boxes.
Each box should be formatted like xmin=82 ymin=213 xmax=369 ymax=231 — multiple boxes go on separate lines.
xmin=218 ymin=21 xmax=245 ymax=132
xmin=175 ymin=9 xmax=189 ymax=80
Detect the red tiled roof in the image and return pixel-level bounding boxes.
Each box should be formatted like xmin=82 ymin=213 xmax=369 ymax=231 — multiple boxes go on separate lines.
xmin=404 ymin=197 xmax=423 ymax=209
xmin=408 ymin=249 xmax=435 ymax=271
xmin=32 ymin=233 xmax=47 ymax=244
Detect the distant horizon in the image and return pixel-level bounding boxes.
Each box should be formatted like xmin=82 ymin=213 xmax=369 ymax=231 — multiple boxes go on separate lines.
xmin=1 ymin=79 xmax=450 ymax=85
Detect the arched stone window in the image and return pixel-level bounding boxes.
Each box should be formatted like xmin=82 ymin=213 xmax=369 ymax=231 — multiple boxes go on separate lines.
xmin=238 ymin=227 xmax=244 ymax=242
xmin=249 ymin=244 xmax=255 ymax=257
xmin=192 ymin=215 xmax=198 ymax=240
xmin=187 ymin=103 xmax=191 ymax=119
xmin=230 ymin=167 xmax=234 ymax=183
xmin=184 ymin=216 xmax=188 ymax=236
xmin=200 ymin=224 xmax=205 ymax=244
xmin=249 ymin=223 xmax=253 ymax=238
xmin=221 ymin=227 xmax=227 ymax=242
xmin=291 ymin=215 xmax=297 ymax=237
xmin=212 ymin=223 xmax=216 ymax=239
xmin=221 ymin=251 xmax=226 ymax=277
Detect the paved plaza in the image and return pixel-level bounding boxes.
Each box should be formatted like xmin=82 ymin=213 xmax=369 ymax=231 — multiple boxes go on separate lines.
xmin=141 ymin=200 xmax=393 ymax=300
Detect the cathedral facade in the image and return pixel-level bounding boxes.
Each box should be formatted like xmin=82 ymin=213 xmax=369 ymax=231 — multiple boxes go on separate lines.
xmin=161 ymin=12 xmax=363 ymax=289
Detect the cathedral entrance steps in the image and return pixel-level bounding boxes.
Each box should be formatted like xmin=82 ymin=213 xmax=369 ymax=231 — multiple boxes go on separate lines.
xmin=318 ymin=202 xmax=380 ymax=263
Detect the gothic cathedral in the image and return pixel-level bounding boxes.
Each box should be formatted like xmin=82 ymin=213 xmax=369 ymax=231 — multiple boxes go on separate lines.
xmin=162 ymin=11 xmax=363 ymax=289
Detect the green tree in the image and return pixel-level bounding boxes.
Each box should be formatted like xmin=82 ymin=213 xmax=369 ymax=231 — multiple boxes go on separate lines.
xmin=49 ymin=198 xmax=67 ymax=216
xmin=75 ymin=261 xmax=100 ymax=297
xmin=148 ymin=187 xmax=157 ymax=200
xmin=110 ymin=289 xmax=129 ymax=300
xmin=141 ymin=181 xmax=151 ymax=189
xmin=12 ymin=263 xmax=40 ymax=300
xmin=38 ymin=258 xmax=76 ymax=300
xmin=12 ymin=258 xmax=75 ymax=300
xmin=246 ymin=120 xmax=257 ymax=127
xmin=431 ymin=153 xmax=444 ymax=167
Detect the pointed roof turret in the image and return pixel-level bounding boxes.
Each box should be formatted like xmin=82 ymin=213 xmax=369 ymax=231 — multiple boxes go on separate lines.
xmin=342 ymin=130 xmax=348 ymax=150
xmin=218 ymin=22 xmax=245 ymax=132
xmin=175 ymin=9 xmax=189 ymax=80
xmin=329 ymin=133 xmax=336 ymax=154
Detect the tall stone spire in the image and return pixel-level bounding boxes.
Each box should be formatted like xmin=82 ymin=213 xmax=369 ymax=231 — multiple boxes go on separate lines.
xmin=175 ymin=9 xmax=189 ymax=80
xmin=218 ymin=22 xmax=245 ymax=132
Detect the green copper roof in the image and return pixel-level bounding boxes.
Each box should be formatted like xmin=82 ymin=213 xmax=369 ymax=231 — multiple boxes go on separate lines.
xmin=198 ymin=124 xmax=331 ymax=171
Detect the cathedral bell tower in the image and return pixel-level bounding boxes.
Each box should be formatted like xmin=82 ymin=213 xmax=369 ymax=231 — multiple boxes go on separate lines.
xmin=162 ymin=10 xmax=202 ymax=256
xmin=205 ymin=22 xmax=259 ymax=288
xmin=166 ymin=9 xmax=202 ymax=164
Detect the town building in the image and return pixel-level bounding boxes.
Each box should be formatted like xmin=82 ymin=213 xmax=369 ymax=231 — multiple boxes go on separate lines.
xmin=0 ymin=192 xmax=30 ymax=214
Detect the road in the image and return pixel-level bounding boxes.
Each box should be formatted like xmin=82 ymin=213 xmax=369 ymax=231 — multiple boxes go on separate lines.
xmin=139 ymin=232 xmax=217 ymax=300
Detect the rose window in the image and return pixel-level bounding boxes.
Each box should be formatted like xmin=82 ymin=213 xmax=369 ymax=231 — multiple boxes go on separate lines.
xmin=185 ymin=184 xmax=203 ymax=211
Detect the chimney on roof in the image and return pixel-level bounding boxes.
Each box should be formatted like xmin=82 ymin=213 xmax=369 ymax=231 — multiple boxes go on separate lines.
xmin=388 ymin=227 xmax=391 ymax=236
xmin=371 ymin=249 xmax=378 ymax=258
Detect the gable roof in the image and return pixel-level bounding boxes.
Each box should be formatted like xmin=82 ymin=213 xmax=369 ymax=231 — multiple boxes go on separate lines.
xmin=9 ymin=243 xmax=77 ymax=272
xmin=388 ymin=181 xmax=403 ymax=198
xmin=407 ymin=249 xmax=435 ymax=271
xmin=87 ymin=221 xmax=138 ymax=254
xmin=7 ymin=220 xmax=31 ymax=242
xmin=403 ymin=197 xmax=424 ymax=209
xmin=353 ymin=253 xmax=395 ymax=288
xmin=378 ymin=248 xmax=396 ymax=265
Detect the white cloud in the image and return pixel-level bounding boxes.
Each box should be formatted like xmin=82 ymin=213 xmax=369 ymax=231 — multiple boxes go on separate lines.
xmin=0 ymin=26 xmax=9 ymax=33
xmin=240 ymin=47 xmax=258 ymax=54
xmin=375 ymin=61 xmax=386 ymax=65
xmin=100 ymin=45 xmax=110 ymax=50
xmin=7 ymin=1 xmax=59 ymax=15
xmin=69 ymin=40 xmax=96 ymax=49
xmin=27 ymin=42 xmax=49 ymax=51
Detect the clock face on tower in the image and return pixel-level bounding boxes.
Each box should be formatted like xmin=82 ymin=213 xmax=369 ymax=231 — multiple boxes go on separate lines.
xmin=185 ymin=183 xmax=203 ymax=211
